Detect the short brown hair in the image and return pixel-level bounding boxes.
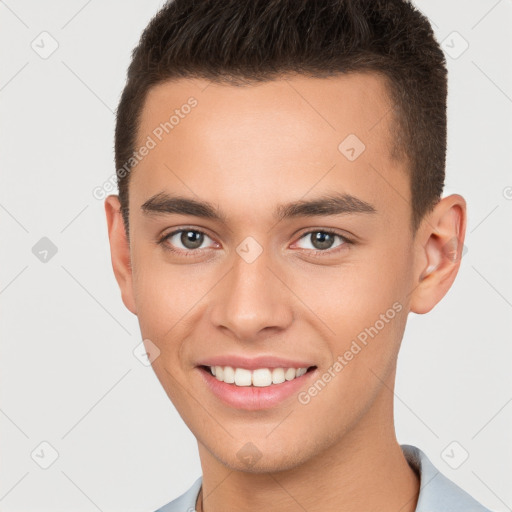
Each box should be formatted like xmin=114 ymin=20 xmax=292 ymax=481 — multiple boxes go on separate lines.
xmin=115 ymin=0 xmax=447 ymax=238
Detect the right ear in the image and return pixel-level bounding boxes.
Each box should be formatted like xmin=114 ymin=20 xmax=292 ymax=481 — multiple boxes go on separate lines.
xmin=104 ymin=195 xmax=137 ymax=315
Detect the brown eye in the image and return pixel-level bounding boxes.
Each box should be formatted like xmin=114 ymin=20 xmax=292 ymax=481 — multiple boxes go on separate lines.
xmin=310 ymin=231 xmax=336 ymax=250
xmin=161 ymin=229 xmax=215 ymax=252
xmin=178 ymin=230 xmax=204 ymax=249
xmin=295 ymin=230 xmax=348 ymax=252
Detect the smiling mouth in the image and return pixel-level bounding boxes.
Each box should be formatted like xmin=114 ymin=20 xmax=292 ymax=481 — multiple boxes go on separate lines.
xmin=199 ymin=365 xmax=317 ymax=387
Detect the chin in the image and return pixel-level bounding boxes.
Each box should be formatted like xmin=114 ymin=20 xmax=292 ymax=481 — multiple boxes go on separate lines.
xmin=226 ymin=455 xmax=305 ymax=474
xmin=211 ymin=441 xmax=315 ymax=474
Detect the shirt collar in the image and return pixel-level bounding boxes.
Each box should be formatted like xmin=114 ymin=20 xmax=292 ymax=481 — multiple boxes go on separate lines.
xmin=401 ymin=444 xmax=492 ymax=511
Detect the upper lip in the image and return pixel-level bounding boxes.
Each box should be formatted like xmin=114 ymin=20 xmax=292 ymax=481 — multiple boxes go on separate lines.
xmin=196 ymin=354 xmax=316 ymax=370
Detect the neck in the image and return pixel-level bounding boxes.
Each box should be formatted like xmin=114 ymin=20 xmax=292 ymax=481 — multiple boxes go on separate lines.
xmin=196 ymin=376 xmax=419 ymax=512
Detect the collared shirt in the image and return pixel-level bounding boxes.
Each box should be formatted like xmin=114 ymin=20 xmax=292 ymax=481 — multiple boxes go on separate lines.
xmin=154 ymin=444 xmax=493 ymax=511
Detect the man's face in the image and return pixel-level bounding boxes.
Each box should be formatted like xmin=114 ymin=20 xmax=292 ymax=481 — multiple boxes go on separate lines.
xmin=119 ymin=73 xmax=420 ymax=471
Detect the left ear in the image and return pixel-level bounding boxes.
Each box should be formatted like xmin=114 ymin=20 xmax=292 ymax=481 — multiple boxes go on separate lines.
xmin=409 ymin=194 xmax=467 ymax=314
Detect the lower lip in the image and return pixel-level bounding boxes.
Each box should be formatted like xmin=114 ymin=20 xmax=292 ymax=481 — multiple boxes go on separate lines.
xmin=197 ymin=366 xmax=317 ymax=410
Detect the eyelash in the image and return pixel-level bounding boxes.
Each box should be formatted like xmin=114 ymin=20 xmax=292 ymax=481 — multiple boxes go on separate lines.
xmin=157 ymin=227 xmax=353 ymax=258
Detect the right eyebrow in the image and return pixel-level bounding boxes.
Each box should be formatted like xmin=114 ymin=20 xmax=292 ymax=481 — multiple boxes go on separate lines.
xmin=140 ymin=192 xmax=228 ymax=223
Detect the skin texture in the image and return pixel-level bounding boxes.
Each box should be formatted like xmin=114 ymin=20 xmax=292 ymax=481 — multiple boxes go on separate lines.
xmin=105 ymin=73 xmax=466 ymax=512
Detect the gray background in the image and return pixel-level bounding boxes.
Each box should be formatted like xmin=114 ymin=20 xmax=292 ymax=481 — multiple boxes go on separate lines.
xmin=1 ymin=1 xmax=511 ymax=511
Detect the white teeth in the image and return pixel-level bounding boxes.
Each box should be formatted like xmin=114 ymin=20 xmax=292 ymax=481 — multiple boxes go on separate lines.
xmin=223 ymin=366 xmax=235 ymax=383
xmin=272 ymin=367 xmax=285 ymax=384
xmin=252 ymin=368 xmax=272 ymax=387
xmin=285 ymin=368 xmax=297 ymax=381
xmin=209 ymin=365 xmax=310 ymax=387
xmin=234 ymin=368 xmax=252 ymax=386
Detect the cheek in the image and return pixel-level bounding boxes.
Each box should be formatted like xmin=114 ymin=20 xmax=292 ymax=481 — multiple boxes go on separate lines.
xmin=130 ymin=250 xmax=183 ymax=345
xmin=131 ymin=244 xmax=203 ymax=313
xmin=288 ymin=248 xmax=410 ymax=373
xmin=129 ymin=249 xmax=220 ymax=368
xmin=292 ymin=253 xmax=405 ymax=330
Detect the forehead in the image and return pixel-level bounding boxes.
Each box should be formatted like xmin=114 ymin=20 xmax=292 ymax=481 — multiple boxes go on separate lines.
xmin=130 ymin=72 xmax=409 ymax=230
xmin=138 ymin=72 xmax=395 ymax=153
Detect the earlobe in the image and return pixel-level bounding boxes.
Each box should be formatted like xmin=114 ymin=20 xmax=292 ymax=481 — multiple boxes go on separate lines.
xmin=104 ymin=195 xmax=137 ymax=315
xmin=410 ymin=194 xmax=466 ymax=314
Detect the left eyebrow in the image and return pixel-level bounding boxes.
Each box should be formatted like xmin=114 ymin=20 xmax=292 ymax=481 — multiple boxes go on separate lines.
xmin=274 ymin=192 xmax=377 ymax=221
xmin=140 ymin=191 xmax=377 ymax=222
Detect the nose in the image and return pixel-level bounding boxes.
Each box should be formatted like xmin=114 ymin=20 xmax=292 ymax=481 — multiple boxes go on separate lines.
xmin=209 ymin=247 xmax=294 ymax=343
